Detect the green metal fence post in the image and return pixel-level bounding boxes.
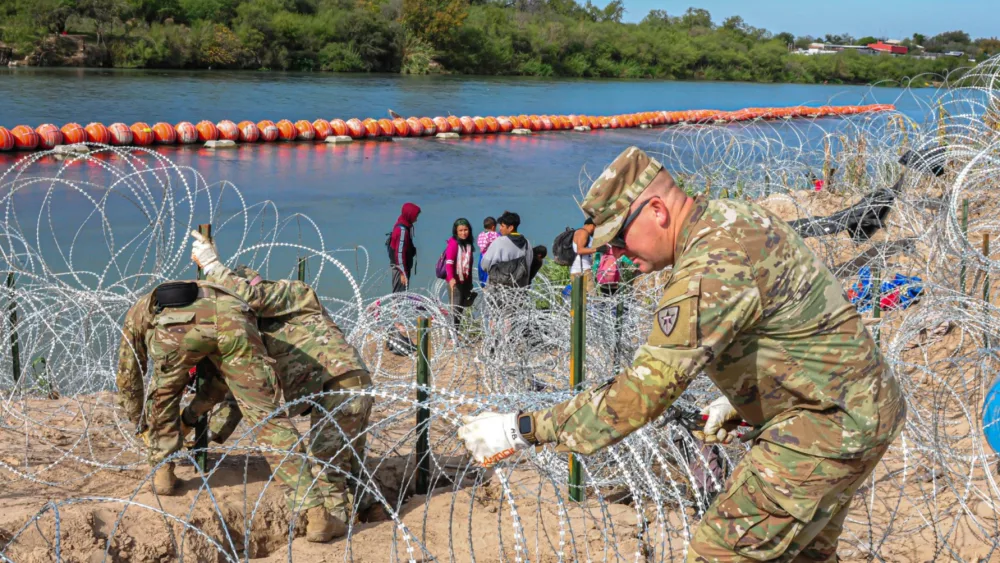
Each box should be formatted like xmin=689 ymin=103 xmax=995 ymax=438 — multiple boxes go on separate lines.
xmin=193 ymin=223 xmax=211 ymax=472
xmin=984 ymin=234 xmax=991 ymax=349
xmin=6 ymin=272 xmax=19 ymax=384
xmin=569 ymin=275 xmax=586 ymax=502
xmin=416 ymin=317 xmax=431 ymax=495
xmin=960 ymin=199 xmax=969 ymax=294
xmin=297 ymin=256 xmax=306 ymax=282
xmin=871 ymin=267 xmax=882 ymax=346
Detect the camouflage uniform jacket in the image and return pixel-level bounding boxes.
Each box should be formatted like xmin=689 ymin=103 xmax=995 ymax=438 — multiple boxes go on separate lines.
xmin=533 ymin=196 xmax=902 ymax=458
xmin=207 ymin=266 xmax=368 ymax=411
xmin=115 ymin=281 xmax=249 ymax=424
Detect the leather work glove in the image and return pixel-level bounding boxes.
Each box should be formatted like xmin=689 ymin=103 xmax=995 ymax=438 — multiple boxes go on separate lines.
xmin=457 ymin=412 xmax=529 ymax=467
xmin=190 ymin=230 xmax=220 ymax=275
xmin=699 ymin=396 xmax=741 ymax=445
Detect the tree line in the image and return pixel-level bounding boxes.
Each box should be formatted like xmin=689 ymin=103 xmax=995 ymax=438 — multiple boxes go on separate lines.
xmin=1 ymin=0 xmax=994 ymax=84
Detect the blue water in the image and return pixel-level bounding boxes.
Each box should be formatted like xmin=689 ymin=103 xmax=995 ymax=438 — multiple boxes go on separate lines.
xmin=0 ymin=69 xmax=939 ymax=299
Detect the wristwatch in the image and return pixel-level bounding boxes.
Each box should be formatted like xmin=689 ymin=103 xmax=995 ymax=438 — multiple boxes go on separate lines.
xmin=517 ymin=412 xmax=537 ymax=445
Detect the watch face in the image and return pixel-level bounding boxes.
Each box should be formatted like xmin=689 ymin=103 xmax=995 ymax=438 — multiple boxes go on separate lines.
xmin=518 ymin=415 xmax=532 ymax=435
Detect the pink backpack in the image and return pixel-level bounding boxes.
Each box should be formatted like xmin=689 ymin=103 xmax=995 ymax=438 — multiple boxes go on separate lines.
xmin=596 ymin=253 xmax=621 ymax=285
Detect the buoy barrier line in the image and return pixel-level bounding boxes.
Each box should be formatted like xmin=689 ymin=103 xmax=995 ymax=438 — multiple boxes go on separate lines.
xmin=0 ymin=104 xmax=896 ymax=152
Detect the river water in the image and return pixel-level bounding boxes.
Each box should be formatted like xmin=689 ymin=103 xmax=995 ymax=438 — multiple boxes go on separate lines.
xmin=0 ymin=69 xmax=938 ymax=298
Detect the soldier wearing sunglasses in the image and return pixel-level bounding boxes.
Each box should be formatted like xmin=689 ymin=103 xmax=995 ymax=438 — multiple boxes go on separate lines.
xmin=458 ymin=146 xmax=905 ymax=562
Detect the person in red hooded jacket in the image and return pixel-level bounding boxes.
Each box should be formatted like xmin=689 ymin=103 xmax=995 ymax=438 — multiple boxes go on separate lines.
xmin=389 ymin=202 xmax=421 ymax=292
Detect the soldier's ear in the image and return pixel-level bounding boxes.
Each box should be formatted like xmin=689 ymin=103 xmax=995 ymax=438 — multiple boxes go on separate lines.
xmin=651 ymin=198 xmax=671 ymax=229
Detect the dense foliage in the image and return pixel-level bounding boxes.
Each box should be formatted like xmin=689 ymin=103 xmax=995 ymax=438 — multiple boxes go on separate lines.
xmin=2 ymin=0 xmax=994 ymax=83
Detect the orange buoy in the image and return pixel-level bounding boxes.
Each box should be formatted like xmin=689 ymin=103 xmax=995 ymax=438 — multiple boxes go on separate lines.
xmin=130 ymin=122 xmax=155 ymax=145
xmin=406 ymin=117 xmax=424 ymax=136
xmin=376 ymin=119 xmax=395 ymax=137
xmin=471 ymin=117 xmax=487 ymax=134
xmin=85 ymin=122 xmax=111 ymax=144
xmin=0 ymin=127 xmax=14 ymax=151
xmin=608 ymin=116 xmax=621 ymax=129
xmin=35 ymin=124 xmax=64 ymax=150
xmin=446 ymin=116 xmax=462 ymax=133
xmin=330 ymin=119 xmax=349 ymax=137
xmin=60 ymin=123 xmax=87 ymax=145
xmin=257 ymin=120 xmax=279 ymax=142
xmin=540 ymin=116 xmax=553 ymax=130
xmin=216 ymin=120 xmax=239 ymax=141
xmin=456 ymin=117 xmax=474 ymax=135
xmin=237 ymin=121 xmax=260 ymax=142
xmin=496 ymin=116 xmax=513 ymax=133
xmin=359 ymin=119 xmax=377 ymax=137
xmin=11 ymin=126 xmax=39 ymax=150
xmin=195 ymin=120 xmax=219 ymax=142
xmin=433 ymin=117 xmax=451 ymax=134
xmin=295 ymin=120 xmax=315 ymax=141
xmin=346 ymin=119 xmax=366 ymax=138
xmin=625 ymin=115 xmax=638 ymax=128
xmin=392 ymin=118 xmax=409 ymax=137
xmin=530 ymin=115 xmax=545 ymax=131
xmin=152 ymin=122 xmax=177 ymax=144
xmin=108 ymin=122 xmax=133 ymax=145
xmin=313 ymin=119 xmax=334 ymax=139
xmin=418 ymin=117 xmax=436 ymax=135
xmin=569 ymin=115 xmax=583 ymax=128
xmin=276 ymin=120 xmax=297 ymax=141
xmin=484 ymin=116 xmax=500 ymax=133
xmin=505 ymin=116 xmax=520 ymax=129
xmin=175 ymin=122 xmax=198 ymax=144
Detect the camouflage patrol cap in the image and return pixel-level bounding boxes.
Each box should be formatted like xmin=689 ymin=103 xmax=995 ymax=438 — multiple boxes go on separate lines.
xmin=581 ymin=146 xmax=663 ymax=248
xmin=233 ymin=265 xmax=263 ymax=286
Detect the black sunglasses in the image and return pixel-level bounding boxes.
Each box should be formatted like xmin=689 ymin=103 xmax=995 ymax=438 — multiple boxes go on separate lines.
xmin=607 ymin=198 xmax=653 ymax=248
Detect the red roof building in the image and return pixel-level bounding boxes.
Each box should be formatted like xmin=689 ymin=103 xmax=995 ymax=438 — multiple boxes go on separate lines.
xmin=868 ymin=41 xmax=908 ymax=55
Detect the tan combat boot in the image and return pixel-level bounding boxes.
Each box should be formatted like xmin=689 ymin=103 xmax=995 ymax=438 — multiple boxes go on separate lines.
xmin=305 ymin=506 xmax=347 ymax=542
xmin=151 ymin=462 xmax=180 ymax=496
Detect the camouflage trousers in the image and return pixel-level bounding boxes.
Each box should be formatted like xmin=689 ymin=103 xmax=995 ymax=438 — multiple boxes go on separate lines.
xmin=687 ymin=393 xmax=905 ymax=562
xmin=145 ymin=290 xmax=326 ymax=511
xmin=187 ymin=367 xmax=373 ymax=520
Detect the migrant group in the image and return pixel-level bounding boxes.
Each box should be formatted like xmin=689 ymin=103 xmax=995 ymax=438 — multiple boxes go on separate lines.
xmin=383 ymin=202 xmax=634 ymax=351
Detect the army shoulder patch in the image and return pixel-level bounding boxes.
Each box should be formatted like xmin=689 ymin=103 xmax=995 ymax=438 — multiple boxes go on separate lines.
xmin=648 ymin=275 xmax=701 ymax=348
xmin=658 ymin=306 xmax=679 ymax=336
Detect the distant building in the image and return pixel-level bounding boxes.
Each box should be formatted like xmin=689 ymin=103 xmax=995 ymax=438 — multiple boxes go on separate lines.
xmin=801 ymin=43 xmax=876 ymax=56
xmin=868 ymin=41 xmax=909 ymax=55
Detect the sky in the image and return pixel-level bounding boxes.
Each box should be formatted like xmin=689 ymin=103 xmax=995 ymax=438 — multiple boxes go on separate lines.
xmin=619 ymin=0 xmax=998 ymax=40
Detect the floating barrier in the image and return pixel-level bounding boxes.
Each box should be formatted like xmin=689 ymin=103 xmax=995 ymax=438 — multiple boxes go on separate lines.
xmin=0 ymin=104 xmax=896 ymax=152
xmin=108 ymin=122 xmax=133 ymax=146
xmin=35 ymin=124 xmax=63 ymax=150
xmin=130 ymin=122 xmax=154 ymax=145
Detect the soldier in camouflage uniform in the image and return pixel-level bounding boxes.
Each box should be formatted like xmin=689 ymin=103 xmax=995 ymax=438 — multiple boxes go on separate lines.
xmin=457 ymin=146 xmax=906 ymax=562
xmin=117 ymin=279 xmax=349 ymax=541
xmin=180 ymin=253 xmax=373 ymax=525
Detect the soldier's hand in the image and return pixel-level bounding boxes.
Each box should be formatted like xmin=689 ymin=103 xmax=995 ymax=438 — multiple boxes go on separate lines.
xmin=701 ymin=396 xmax=741 ymax=445
xmin=190 ymin=230 xmax=220 ymax=274
xmin=457 ymin=412 xmax=529 ymax=467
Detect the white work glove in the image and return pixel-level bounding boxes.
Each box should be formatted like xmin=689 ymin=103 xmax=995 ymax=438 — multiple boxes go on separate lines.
xmin=457 ymin=412 xmax=529 ymax=467
xmin=700 ymin=396 xmax=741 ymax=444
xmin=190 ymin=230 xmax=220 ymax=275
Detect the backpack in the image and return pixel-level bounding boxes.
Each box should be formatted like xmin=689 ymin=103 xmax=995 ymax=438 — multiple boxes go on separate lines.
xmin=552 ymin=227 xmax=578 ymax=266
xmin=488 ymin=254 xmax=530 ymax=288
xmin=595 ymin=253 xmax=621 ymax=285
xmin=435 ymin=249 xmax=448 ymax=280
xmin=385 ymin=222 xmax=400 ymax=263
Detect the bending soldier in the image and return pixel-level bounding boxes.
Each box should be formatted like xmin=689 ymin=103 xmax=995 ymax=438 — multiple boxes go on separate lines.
xmin=182 ymin=246 xmax=374 ymax=526
xmin=116 ymin=279 xmax=348 ymax=542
